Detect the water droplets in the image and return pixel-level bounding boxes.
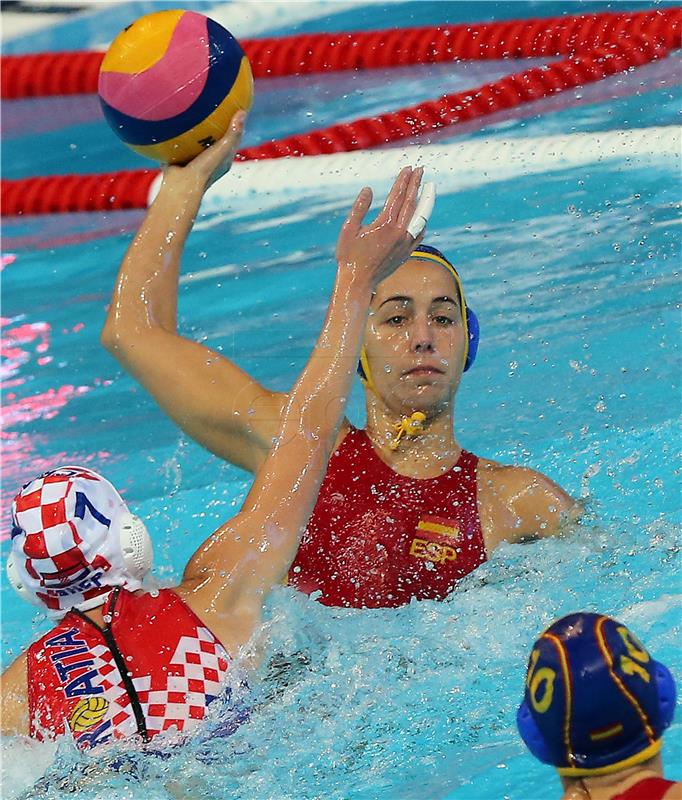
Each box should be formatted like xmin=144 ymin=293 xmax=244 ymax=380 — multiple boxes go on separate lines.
xmin=594 ymin=398 xmax=607 ymax=413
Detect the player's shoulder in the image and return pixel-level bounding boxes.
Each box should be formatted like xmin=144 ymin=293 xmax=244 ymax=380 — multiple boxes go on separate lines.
xmin=662 ymin=782 xmax=682 ymax=800
xmin=477 ymin=457 xmax=559 ymax=490
xmin=476 ymin=457 xmax=542 ymax=486
xmin=476 ymin=457 xmax=576 ymax=534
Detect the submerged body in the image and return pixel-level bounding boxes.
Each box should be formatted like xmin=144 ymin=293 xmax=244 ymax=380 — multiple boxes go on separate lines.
xmin=27 ymin=588 xmax=230 ymax=747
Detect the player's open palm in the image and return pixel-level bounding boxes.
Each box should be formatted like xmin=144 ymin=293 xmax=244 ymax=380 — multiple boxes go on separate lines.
xmin=336 ymin=166 xmax=426 ymax=289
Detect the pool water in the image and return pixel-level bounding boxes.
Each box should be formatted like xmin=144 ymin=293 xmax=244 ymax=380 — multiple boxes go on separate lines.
xmin=1 ymin=2 xmax=680 ymax=798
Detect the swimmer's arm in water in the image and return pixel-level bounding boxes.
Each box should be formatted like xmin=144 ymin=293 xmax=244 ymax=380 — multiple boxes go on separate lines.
xmin=177 ymin=169 xmax=425 ymax=651
xmin=478 ymin=462 xmax=582 ymax=551
xmin=101 ymin=112 xmax=286 ymax=474
xmin=0 ymin=651 xmax=29 ymax=736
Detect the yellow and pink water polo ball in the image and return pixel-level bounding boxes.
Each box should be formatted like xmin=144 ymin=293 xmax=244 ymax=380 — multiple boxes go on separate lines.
xmin=98 ymin=9 xmax=253 ymax=165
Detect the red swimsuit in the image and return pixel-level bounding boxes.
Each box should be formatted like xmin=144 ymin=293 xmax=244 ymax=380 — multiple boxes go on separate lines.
xmin=288 ymin=427 xmax=487 ymax=608
xmin=27 ymin=588 xmax=230 ymax=747
xmin=611 ymin=778 xmax=677 ymax=800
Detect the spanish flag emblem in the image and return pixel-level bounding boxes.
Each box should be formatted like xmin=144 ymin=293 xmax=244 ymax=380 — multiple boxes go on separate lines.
xmin=416 ymin=515 xmax=460 ymax=540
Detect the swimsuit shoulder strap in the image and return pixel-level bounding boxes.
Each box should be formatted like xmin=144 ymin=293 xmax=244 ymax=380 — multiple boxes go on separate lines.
xmin=71 ymin=588 xmax=149 ymax=742
xmin=611 ymin=777 xmax=678 ymax=800
xmin=455 ymin=449 xmax=479 ymax=473
xmin=340 ymin=425 xmax=375 ymax=456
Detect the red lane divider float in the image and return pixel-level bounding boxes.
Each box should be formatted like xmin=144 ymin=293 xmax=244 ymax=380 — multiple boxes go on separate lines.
xmin=2 ymin=8 xmax=680 ymax=97
xmin=1 ymin=171 xmax=158 ymax=215
xmin=2 ymin=9 xmax=680 ymax=215
xmin=237 ymin=37 xmax=669 ymax=160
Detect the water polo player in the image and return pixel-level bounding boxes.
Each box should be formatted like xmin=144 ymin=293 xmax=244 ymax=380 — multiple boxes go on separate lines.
xmin=102 ymin=112 xmax=579 ymax=609
xmin=0 ymin=135 xmax=424 ymax=746
xmin=517 ymin=612 xmax=680 ymax=800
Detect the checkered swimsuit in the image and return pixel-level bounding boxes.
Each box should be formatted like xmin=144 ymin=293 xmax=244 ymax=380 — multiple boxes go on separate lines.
xmin=27 ymin=588 xmax=231 ymax=746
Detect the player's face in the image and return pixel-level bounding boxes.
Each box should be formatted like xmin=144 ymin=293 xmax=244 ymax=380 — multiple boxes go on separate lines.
xmin=363 ymin=259 xmax=467 ymax=416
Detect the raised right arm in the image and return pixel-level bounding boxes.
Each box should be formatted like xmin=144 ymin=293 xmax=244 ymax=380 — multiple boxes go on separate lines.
xmin=179 ymin=168 xmax=426 ymax=652
xmin=101 ymin=113 xmax=284 ymax=473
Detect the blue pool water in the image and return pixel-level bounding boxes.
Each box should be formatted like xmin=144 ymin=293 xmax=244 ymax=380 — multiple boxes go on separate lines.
xmin=1 ymin=2 xmax=681 ymax=798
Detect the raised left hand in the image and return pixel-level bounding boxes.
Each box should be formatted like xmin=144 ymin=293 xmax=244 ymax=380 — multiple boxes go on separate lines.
xmin=336 ymin=166 xmax=426 ymax=290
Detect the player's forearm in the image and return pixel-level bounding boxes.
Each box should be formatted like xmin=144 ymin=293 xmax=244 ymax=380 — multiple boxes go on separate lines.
xmin=282 ymin=266 xmax=371 ymax=460
xmin=103 ymin=113 xmax=245 ymax=353
xmin=231 ymin=265 xmax=371 ymax=594
xmin=102 ymin=171 xmax=205 ymax=348
xmin=241 ymin=264 xmax=371 ymax=517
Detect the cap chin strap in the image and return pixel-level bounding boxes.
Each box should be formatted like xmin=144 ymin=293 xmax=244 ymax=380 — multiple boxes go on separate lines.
xmin=6 ymin=512 xmax=153 ymax=619
xmin=69 ymin=590 xmax=113 ymax=615
xmin=390 ymin=412 xmax=426 ymax=450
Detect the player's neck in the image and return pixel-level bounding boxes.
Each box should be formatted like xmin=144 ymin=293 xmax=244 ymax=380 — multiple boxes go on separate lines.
xmin=72 ymin=588 xmax=144 ymax=628
xmin=560 ymin=757 xmax=664 ymax=800
xmin=365 ymin=400 xmax=461 ymax=478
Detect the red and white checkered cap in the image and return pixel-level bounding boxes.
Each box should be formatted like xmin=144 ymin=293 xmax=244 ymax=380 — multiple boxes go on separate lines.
xmin=10 ymin=466 xmax=142 ymax=618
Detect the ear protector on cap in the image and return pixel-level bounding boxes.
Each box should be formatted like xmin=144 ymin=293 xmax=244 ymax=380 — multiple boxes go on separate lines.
xmin=464 ymin=307 xmax=479 ymax=373
xmin=118 ymin=511 xmax=154 ymax=581
xmin=516 ymin=698 xmax=556 ymax=765
xmin=654 ymin=661 xmax=677 ymax=730
xmin=6 ymin=551 xmax=39 ymax=607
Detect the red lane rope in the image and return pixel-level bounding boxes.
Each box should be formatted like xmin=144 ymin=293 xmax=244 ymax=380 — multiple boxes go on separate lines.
xmin=2 ymin=11 xmax=679 ymax=215
xmin=246 ymin=8 xmax=680 ymax=73
xmin=1 ymin=170 xmax=157 ymax=215
xmin=237 ymin=37 xmax=670 ymax=161
xmin=2 ymin=8 xmax=679 ymax=98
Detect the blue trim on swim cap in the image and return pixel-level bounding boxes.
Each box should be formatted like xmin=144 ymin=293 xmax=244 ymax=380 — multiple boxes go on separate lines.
xmin=412 ymin=244 xmax=450 ymax=261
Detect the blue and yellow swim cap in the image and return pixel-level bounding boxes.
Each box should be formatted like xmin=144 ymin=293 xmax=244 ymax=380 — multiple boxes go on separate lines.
xmin=357 ymin=244 xmax=479 ymax=392
xmin=517 ymin=612 xmax=677 ymax=778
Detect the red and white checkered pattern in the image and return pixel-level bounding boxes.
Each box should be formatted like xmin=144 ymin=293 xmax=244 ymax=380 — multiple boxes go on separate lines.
xmin=89 ymin=643 xmax=139 ymax=739
xmin=28 ymin=588 xmax=233 ymax=746
xmin=14 ymin=469 xmax=98 ymax=573
xmin=139 ymin=626 xmax=230 ymax=735
xmin=82 ymin=627 xmax=229 ymax=739
xmin=10 ymin=466 xmax=134 ymax=617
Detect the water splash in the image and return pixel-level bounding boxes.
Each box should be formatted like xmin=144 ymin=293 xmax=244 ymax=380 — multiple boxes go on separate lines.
xmin=3 ymin=518 xmax=679 ymax=800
